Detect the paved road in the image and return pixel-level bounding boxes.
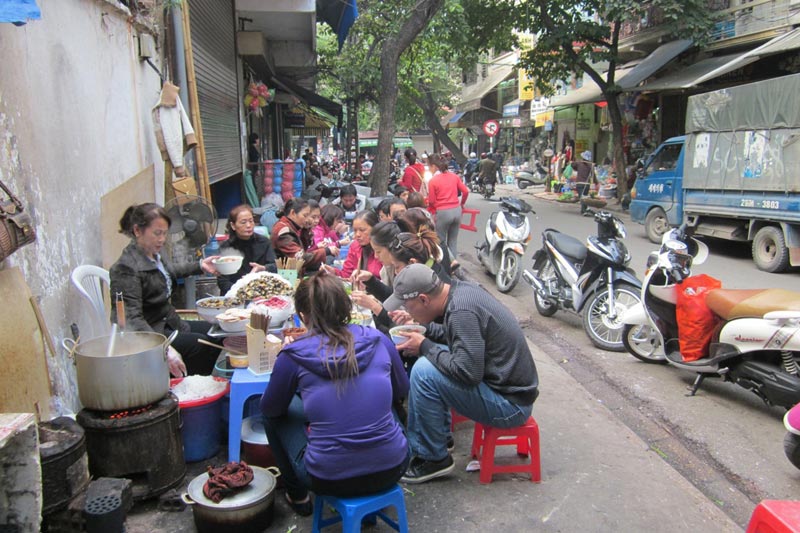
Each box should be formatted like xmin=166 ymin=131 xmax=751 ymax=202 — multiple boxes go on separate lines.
xmin=459 ymin=183 xmax=800 ymax=526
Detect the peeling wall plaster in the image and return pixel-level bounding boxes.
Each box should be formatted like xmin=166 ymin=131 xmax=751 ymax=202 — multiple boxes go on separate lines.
xmin=0 ymin=0 xmax=165 ymax=414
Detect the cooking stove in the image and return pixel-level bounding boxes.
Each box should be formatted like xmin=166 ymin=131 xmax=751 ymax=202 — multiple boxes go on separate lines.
xmin=76 ymin=393 xmax=185 ymax=500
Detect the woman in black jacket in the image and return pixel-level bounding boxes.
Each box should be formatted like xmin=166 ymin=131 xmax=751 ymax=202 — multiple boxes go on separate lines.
xmin=217 ymin=204 xmax=277 ymax=294
xmin=109 ymin=203 xmax=220 ymax=377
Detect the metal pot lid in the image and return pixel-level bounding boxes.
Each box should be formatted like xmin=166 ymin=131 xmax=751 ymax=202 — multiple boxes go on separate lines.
xmin=187 ymin=466 xmax=276 ymax=509
xmin=241 ymin=416 xmax=269 ymax=446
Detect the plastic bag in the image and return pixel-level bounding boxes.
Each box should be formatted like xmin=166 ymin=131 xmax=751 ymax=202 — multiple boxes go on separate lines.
xmin=676 ymin=274 xmax=722 ymax=361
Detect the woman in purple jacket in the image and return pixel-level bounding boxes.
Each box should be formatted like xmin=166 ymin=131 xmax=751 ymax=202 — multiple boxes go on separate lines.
xmin=260 ymin=271 xmax=410 ymax=516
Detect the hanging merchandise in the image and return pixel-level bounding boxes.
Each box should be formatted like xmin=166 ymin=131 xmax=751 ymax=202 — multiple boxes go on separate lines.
xmin=151 ymin=82 xmax=197 ymax=178
xmin=244 ymin=81 xmax=275 ymax=118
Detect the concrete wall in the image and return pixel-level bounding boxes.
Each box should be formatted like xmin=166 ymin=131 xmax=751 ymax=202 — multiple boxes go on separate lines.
xmin=0 ymin=0 xmax=164 ymax=412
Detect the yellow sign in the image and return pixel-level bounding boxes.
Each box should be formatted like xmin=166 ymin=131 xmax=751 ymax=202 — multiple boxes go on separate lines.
xmin=534 ymin=110 xmax=554 ymax=128
xmin=519 ymin=69 xmax=535 ymax=101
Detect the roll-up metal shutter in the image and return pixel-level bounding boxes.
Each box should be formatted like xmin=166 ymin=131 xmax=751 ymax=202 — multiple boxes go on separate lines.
xmin=189 ymin=0 xmax=241 ymax=184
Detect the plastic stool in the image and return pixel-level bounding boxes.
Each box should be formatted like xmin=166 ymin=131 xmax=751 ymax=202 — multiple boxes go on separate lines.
xmin=746 ymin=500 xmax=800 ymax=533
xmin=460 ymin=208 xmax=480 ymax=232
xmin=450 ymin=409 xmax=470 ymax=432
xmin=228 ymin=368 xmax=270 ymax=462
xmin=470 ymin=416 xmax=541 ymax=484
xmin=312 ymin=484 xmax=408 ymax=533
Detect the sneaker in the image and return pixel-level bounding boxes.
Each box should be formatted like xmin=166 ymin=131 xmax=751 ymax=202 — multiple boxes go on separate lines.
xmin=446 ymin=436 xmax=455 ymax=452
xmin=401 ymin=454 xmax=455 ymax=484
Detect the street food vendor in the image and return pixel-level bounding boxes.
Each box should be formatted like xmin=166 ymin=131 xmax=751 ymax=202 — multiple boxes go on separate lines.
xmin=271 ymin=197 xmax=331 ymax=272
xmin=260 ymin=271 xmax=410 ymax=516
xmin=217 ymin=204 xmax=277 ymax=294
xmin=109 ymin=203 xmax=221 ymax=377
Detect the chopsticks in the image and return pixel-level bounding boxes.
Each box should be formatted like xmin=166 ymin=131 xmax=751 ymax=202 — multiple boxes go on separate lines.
xmin=250 ymin=309 xmax=271 ymax=333
xmin=197 ymin=338 xmax=246 ymax=355
xmin=277 ymin=256 xmax=305 ymax=272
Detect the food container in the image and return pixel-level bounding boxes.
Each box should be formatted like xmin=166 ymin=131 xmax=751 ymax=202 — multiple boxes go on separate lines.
xmin=240 ymin=416 xmax=276 ymax=469
xmin=182 ymin=466 xmax=280 ymax=533
xmin=389 ymin=325 xmax=427 ymax=345
xmin=213 ymin=256 xmax=244 ymax=276
xmin=170 ymin=377 xmax=230 ymax=462
xmin=196 ymin=297 xmax=241 ymax=324
xmin=227 ymin=354 xmax=249 ymax=368
xmin=217 ymin=309 xmax=251 ymax=333
xmin=63 ymin=331 xmax=177 ymax=411
xmin=249 ymin=295 xmax=294 ymax=326
xmin=218 ymin=319 xmax=248 ymax=334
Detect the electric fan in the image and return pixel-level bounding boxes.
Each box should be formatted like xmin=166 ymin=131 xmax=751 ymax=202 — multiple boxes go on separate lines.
xmin=163 ymin=195 xmax=217 ymax=269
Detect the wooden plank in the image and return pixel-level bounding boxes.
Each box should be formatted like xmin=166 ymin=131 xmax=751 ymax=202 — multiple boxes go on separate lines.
xmin=0 ymin=268 xmax=51 ymax=419
xmin=100 ymin=165 xmax=156 ymax=270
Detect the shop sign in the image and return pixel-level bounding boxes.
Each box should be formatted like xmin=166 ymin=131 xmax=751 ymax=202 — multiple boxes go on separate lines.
xmin=529 ymin=97 xmax=550 ymax=119
xmin=285 ymin=112 xmax=305 ymax=128
xmin=534 ymin=110 xmax=554 ymax=128
xmin=518 ymin=69 xmax=535 ymax=100
xmin=503 ymin=101 xmax=520 ymax=117
xmin=512 ymin=118 xmax=522 ymax=127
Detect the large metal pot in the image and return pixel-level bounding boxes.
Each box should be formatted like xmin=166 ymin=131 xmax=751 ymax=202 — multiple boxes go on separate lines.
xmin=63 ymin=331 xmax=177 ymax=411
xmin=182 ymin=466 xmax=280 ymax=533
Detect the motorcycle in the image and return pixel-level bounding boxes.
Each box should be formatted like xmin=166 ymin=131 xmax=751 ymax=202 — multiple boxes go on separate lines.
xmin=476 ymin=197 xmax=534 ymax=293
xmin=523 ymin=210 xmax=641 ymax=351
xmin=621 ymin=226 xmax=800 ymax=409
xmin=784 ymin=403 xmax=800 ymax=469
xmin=515 ymin=162 xmax=548 ymax=190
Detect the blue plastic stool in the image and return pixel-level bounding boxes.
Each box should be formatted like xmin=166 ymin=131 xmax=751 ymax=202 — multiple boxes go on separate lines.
xmin=227 ymin=368 xmax=270 ymax=462
xmin=312 ymin=484 xmax=408 ymax=533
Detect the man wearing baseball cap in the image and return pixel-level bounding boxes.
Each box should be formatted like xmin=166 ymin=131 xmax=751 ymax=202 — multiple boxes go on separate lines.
xmin=386 ymin=263 xmax=539 ymax=483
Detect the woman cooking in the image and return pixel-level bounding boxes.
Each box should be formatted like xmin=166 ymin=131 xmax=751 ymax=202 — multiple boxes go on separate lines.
xmin=109 ymin=203 xmax=220 ymax=377
xmin=260 ymin=271 xmax=410 ymax=515
xmin=217 ymin=204 xmax=277 ymax=294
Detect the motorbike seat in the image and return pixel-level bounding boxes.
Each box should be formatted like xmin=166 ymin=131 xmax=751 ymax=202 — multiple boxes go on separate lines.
xmin=544 ymin=230 xmax=587 ymax=261
xmin=706 ymin=288 xmax=800 ymax=320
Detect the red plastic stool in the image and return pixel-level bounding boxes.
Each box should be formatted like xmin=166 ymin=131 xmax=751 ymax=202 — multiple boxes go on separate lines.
xmin=450 ymin=409 xmax=470 ymax=432
xmin=460 ymin=208 xmax=480 ymax=232
xmin=747 ymin=500 xmax=800 ymax=533
xmin=470 ymin=416 xmax=541 ymax=484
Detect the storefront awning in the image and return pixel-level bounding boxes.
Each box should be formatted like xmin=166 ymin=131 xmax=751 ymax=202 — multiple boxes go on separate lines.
xmin=550 ymin=67 xmax=634 ymax=107
xmin=503 ymin=99 xmax=522 ymax=117
xmin=691 ymin=27 xmax=800 ymax=86
xmin=456 ymin=64 xmax=515 ymax=113
xmin=637 ymin=54 xmax=760 ymax=91
xmin=271 ymin=75 xmax=343 ymax=128
xmin=617 ymin=39 xmax=693 ymax=90
xmin=440 ymin=109 xmax=466 ymax=127
xmin=359 ymin=137 xmax=414 ymax=148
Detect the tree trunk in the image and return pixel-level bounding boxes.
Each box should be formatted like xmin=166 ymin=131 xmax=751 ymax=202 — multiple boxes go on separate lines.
xmin=413 ymin=85 xmax=467 ymax=166
xmin=370 ymin=0 xmax=445 ymax=195
xmin=605 ymin=93 xmax=628 ymax=199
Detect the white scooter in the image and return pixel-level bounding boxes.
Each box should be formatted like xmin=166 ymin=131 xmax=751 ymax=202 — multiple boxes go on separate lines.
xmin=476 ymin=197 xmax=533 ymax=293
xmin=621 ymin=226 xmax=800 ymax=408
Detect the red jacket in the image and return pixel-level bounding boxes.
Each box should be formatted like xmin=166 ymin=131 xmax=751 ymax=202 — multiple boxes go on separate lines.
xmin=400 ymin=163 xmax=425 ymax=192
xmin=336 ymin=240 xmax=383 ymax=279
xmin=271 ymin=216 xmax=327 ymax=271
xmin=427 ymin=171 xmax=469 ymax=214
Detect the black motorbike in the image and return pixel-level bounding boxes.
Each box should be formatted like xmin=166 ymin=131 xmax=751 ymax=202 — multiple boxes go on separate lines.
xmin=522 ymin=210 xmax=641 ymax=351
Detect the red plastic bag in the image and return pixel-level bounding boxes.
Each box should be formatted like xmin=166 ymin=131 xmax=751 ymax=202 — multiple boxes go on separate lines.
xmin=676 ymin=274 xmax=722 ymax=361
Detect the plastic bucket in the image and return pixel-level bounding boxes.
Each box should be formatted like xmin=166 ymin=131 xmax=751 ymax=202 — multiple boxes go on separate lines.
xmin=170 ymin=378 xmax=230 ymax=462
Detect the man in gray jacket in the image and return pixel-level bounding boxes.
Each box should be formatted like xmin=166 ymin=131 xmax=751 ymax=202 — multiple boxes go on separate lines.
xmin=386 ymin=264 xmax=539 ymax=483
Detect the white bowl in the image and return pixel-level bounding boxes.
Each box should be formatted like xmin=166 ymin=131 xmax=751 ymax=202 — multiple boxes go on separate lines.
xmin=389 ymin=325 xmax=426 ymax=345
xmin=249 ymin=295 xmax=295 ymax=326
xmin=213 ymin=255 xmax=244 ymax=276
xmin=195 ymin=297 xmax=240 ymax=324
xmin=217 ymin=317 xmax=248 ymax=333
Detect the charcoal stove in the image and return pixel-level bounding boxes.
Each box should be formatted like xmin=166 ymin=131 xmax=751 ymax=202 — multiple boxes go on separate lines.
xmin=76 ymin=393 xmax=185 ymax=501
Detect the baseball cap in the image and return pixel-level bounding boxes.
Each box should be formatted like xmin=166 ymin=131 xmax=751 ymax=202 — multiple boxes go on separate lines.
xmin=384 ymin=263 xmax=442 ymax=312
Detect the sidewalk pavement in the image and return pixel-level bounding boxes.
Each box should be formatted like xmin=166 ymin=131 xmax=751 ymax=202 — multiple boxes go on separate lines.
xmin=497 ymin=183 xmax=628 ymax=215
xmin=125 ymin=335 xmax=740 ymax=532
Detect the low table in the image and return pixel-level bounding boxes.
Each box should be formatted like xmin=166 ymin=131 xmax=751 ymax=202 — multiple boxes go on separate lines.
xmin=228 ymin=368 xmax=271 ymax=462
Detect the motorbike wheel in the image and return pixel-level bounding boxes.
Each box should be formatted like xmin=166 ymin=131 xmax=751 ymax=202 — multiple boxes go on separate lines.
xmin=517 ymin=180 xmax=528 ymax=190
xmin=622 ymin=324 xmax=667 ymax=363
xmin=533 ymin=258 xmax=558 ymax=317
xmin=784 ymin=432 xmax=800 ymax=470
xmin=496 ymin=251 xmax=522 ymax=293
xmin=582 ymin=282 xmax=641 ymax=352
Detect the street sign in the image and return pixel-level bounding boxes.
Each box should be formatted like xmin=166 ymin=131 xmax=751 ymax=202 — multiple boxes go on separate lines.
xmin=543 ymin=148 xmax=554 ymax=158
xmin=482 ymin=119 xmax=500 ymax=138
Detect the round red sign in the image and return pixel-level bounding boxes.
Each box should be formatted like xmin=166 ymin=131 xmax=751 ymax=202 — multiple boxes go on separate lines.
xmin=482 ymin=120 xmax=500 ymax=137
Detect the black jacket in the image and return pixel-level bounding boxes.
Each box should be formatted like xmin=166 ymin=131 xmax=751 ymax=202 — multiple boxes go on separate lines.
xmin=217 ymin=233 xmax=277 ymax=294
xmin=109 ymin=242 xmax=200 ymax=334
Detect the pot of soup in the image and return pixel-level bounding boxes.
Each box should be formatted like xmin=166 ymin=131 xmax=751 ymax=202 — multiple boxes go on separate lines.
xmin=63 ymin=331 xmax=177 ymax=411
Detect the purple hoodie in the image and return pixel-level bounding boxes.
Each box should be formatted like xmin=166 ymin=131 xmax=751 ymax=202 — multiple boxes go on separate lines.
xmin=260 ymin=325 xmax=409 ymax=481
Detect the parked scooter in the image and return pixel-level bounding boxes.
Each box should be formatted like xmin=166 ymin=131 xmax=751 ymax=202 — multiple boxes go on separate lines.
xmin=476 ymin=197 xmax=534 ymax=293
xmin=515 ymin=162 xmax=548 ymax=189
xmin=523 ymin=210 xmax=641 ymax=351
xmin=621 ymin=226 xmax=800 ymax=409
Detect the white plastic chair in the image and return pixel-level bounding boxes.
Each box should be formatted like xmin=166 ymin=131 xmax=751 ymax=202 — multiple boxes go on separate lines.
xmin=71 ymin=265 xmax=110 ymax=330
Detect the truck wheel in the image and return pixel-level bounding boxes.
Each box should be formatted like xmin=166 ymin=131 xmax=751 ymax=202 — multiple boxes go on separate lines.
xmin=644 ymin=208 xmax=669 ymax=244
xmin=752 ymin=226 xmax=790 ymax=273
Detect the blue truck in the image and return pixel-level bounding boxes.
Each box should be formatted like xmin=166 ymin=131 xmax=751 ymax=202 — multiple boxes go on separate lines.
xmin=630 ymin=74 xmax=800 ymax=272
